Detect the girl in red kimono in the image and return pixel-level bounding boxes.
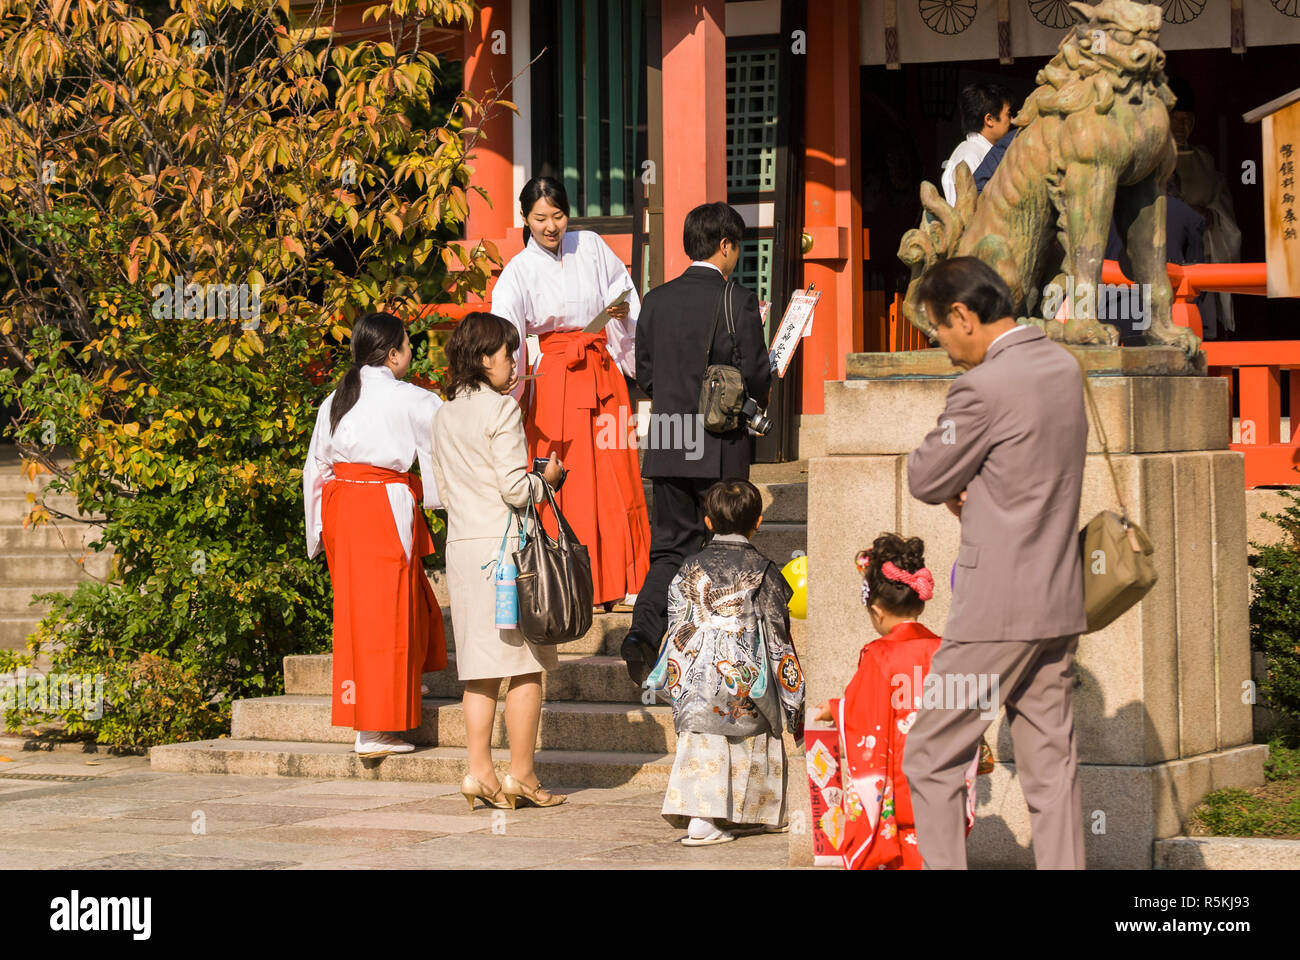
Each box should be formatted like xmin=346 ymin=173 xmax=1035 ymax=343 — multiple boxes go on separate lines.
xmin=812 ymin=533 xmax=978 ymax=870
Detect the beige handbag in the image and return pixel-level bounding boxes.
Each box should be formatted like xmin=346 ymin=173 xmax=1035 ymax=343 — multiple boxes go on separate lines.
xmin=1077 ymin=359 xmax=1158 ymax=633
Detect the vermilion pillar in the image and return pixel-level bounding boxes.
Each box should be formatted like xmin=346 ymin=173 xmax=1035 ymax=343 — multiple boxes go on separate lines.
xmin=799 ymin=0 xmax=863 ymax=414
xmin=660 ymin=0 xmax=728 ymax=280
xmin=463 ymin=1 xmax=517 ymax=251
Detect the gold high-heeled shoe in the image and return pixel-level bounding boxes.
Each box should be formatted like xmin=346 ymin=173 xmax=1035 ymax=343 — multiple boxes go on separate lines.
xmin=501 ymin=773 xmax=567 ymax=808
xmin=460 ymin=774 xmax=512 ymax=811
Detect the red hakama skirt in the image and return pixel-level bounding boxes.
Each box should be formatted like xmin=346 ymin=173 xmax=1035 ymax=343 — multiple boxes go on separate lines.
xmin=321 ymin=462 xmax=446 ymax=730
xmin=527 ymin=329 xmax=650 ymax=605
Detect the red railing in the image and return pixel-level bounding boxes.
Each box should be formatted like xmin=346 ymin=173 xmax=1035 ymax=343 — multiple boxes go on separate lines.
xmin=1100 ymin=261 xmax=1296 ymax=488
xmin=1202 ymin=340 xmax=1300 ymax=488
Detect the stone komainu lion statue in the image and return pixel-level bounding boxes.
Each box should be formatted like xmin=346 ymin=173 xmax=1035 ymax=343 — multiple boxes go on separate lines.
xmin=898 ymin=0 xmax=1200 ymax=355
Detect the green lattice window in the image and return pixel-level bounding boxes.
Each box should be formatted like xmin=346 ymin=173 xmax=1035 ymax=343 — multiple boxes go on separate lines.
xmin=736 ymin=237 xmax=774 ymax=311
xmin=726 ymin=49 xmax=779 ymax=193
xmin=531 ymin=0 xmax=645 ymax=218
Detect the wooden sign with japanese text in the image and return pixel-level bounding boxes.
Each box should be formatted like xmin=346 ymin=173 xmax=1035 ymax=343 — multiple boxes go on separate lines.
xmin=768 ymin=289 xmax=821 ymax=378
xmin=1263 ymin=98 xmax=1300 ymax=298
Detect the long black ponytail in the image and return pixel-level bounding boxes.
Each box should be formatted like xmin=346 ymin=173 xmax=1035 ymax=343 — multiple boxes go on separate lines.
xmin=329 ymin=311 xmax=406 ymax=435
xmin=519 ymin=176 xmax=570 ymax=248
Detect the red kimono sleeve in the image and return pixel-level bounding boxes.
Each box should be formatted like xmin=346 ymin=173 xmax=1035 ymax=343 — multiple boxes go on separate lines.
xmin=832 ymin=644 xmax=902 ymax=870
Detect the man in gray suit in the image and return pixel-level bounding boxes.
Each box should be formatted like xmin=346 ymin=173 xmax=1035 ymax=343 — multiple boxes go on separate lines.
xmin=902 ymin=257 xmax=1089 ymax=869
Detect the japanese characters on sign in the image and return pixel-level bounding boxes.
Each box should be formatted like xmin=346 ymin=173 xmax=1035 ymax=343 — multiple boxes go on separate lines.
xmin=768 ymin=288 xmax=822 ymax=378
xmin=1261 ymin=97 xmax=1300 ymax=298
xmin=1282 ymin=142 xmax=1296 ymax=243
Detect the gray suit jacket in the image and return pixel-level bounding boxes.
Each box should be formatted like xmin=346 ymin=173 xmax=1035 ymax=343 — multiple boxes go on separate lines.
xmin=906 ymin=326 xmax=1088 ymax=642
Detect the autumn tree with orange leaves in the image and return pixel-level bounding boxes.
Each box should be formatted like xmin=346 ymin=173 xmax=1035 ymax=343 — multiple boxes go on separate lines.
xmin=0 ymin=0 xmax=515 ymax=746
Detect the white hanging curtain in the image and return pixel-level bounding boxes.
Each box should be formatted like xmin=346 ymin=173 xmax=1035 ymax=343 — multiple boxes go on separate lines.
xmin=860 ymin=1 xmax=1300 ymax=66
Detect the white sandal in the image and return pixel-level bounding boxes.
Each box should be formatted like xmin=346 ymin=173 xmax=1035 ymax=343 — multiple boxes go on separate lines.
xmin=354 ymin=731 xmax=415 ymax=758
xmin=680 ymin=828 xmax=735 ymax=846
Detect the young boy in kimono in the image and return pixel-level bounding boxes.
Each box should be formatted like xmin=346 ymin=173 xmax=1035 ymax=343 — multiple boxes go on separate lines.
xmin=651 ymin=479 xmax=805 ymax=846
xmin=811 ymin=533 xmax=981 ymax=869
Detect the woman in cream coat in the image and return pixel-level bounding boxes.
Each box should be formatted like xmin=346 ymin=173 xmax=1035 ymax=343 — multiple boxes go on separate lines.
xmin=432 ymin=312 xmax=567 ymax=812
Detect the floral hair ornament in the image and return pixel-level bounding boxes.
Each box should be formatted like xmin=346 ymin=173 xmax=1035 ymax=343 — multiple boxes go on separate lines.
xmin=855 ymin=550 xmax=872 ymax=605
xmin=881 ymin=561 xmax=935 ymax=601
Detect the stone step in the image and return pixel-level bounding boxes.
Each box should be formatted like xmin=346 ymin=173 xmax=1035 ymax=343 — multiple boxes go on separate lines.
xmin=641 ymin=478 xmax=808 ymax=524
xmin=286 ymin=617 xmax=805 ymax=701
xmin=435 ymin=653 xmax=643 ymax=703
xmin=0 ymin=494 xmax=87 ymax=523
xmin=285 ymin=620 xmax=631 ymax=700
xmin=425 ymin=607 xmax=628 ymax=658
xmin=750 ymin=521 xmax=807 ymax=568
xmin=0 ymin=474 xmax=50 ymax=494
xmin=285 ymin=652 xmax=642 ymax=703
xmin=149 ymin=738 xmax=675 ymax=789
xmin=0 ymin=585 xmax=64 ymax=616
xmin=0 ymin=616 xmax=42 ymax=651
xmin=0 ymin=551 xmax=112 ymax=584
xmin=0 ymin=522 xmax=103 ymax=552
xmin=1154 ymin=836 xmax=1300 ymax=870
xmin=749 ymin=460 xmax=809 ymax=484
xmin=0 ymin=449 xmax=73 ymax=482
xmin=232 ymin=694 xmax=677 ymax=754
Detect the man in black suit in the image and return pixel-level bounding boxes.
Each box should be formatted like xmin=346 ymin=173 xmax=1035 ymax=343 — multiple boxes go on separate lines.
xmin=621 ymin=202 xmax=772 ymax=684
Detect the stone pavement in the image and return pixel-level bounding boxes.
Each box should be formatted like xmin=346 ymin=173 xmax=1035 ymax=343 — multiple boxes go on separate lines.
xmin=0 ymin=750 xmax=789 ymax=869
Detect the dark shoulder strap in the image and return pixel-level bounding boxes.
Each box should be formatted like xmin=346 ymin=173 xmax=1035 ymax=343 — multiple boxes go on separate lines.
xmin=702 ymin=279 xmax=734 ymax=367
xmin=723 ymin=281 xmax=741 ymax=366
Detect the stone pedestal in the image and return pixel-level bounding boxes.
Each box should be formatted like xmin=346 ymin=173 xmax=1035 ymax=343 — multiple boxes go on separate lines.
xmin=791 ymin=348 xmax=1267 ymax=869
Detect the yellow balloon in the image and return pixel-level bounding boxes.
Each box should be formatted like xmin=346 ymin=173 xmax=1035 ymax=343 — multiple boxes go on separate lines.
xmin=782 ymin=555 xmax=808 ymax=620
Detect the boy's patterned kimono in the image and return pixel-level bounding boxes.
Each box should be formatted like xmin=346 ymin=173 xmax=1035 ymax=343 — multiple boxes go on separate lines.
xmin=654 ymin=533 xmax=805 ymax=829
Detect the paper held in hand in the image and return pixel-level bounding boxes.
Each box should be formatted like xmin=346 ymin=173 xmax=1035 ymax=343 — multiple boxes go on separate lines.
xmin=768 ymin=287 xmax=821 ymax=378
xmin=582 ymin=288 xmax=633 ymax=333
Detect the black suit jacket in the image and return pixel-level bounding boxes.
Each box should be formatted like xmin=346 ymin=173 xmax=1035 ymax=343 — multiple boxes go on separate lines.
xmin=636 ymin=266 xmax=772 ymax=479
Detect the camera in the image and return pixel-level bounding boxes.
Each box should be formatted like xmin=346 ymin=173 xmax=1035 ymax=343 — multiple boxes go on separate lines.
xmin=532 ymin=457 xmax=567 ymax=492
xmin=741 ymin=397 xmax=772 ymax=437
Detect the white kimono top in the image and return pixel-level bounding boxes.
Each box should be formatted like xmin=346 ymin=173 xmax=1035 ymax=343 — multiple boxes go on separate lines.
xmin=490 ymin=229 xmax=641 ymax=402
xmin=941 ymin=132 xmax=994 ymax=206
xmin=303 ymin=365 xmax=443 ymax=561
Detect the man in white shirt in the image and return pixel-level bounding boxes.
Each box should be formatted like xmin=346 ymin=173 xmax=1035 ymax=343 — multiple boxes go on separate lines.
xmin=941 ymin=83 xmax=1014 ymax=207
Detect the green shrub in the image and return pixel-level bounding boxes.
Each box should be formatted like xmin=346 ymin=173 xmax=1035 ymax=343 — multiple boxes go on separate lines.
xmin=0 ymin=0 xmax=503 ymax=748
xmin=1190 ymin=733 xmax=1300 ymax=839
xmin=1249 ymin=487 xmax=1300 ymax=723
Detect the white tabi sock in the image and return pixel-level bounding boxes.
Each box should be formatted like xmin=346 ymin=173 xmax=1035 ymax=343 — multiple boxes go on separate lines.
xmin=688 ymin=817 xmax=715 ymax=840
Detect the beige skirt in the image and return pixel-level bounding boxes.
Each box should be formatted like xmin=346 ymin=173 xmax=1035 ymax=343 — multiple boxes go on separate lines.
xmin=445 ymin=537 xmax=559 ymax=681
xmin=662 ymin=731 xmax=788 ymax=828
